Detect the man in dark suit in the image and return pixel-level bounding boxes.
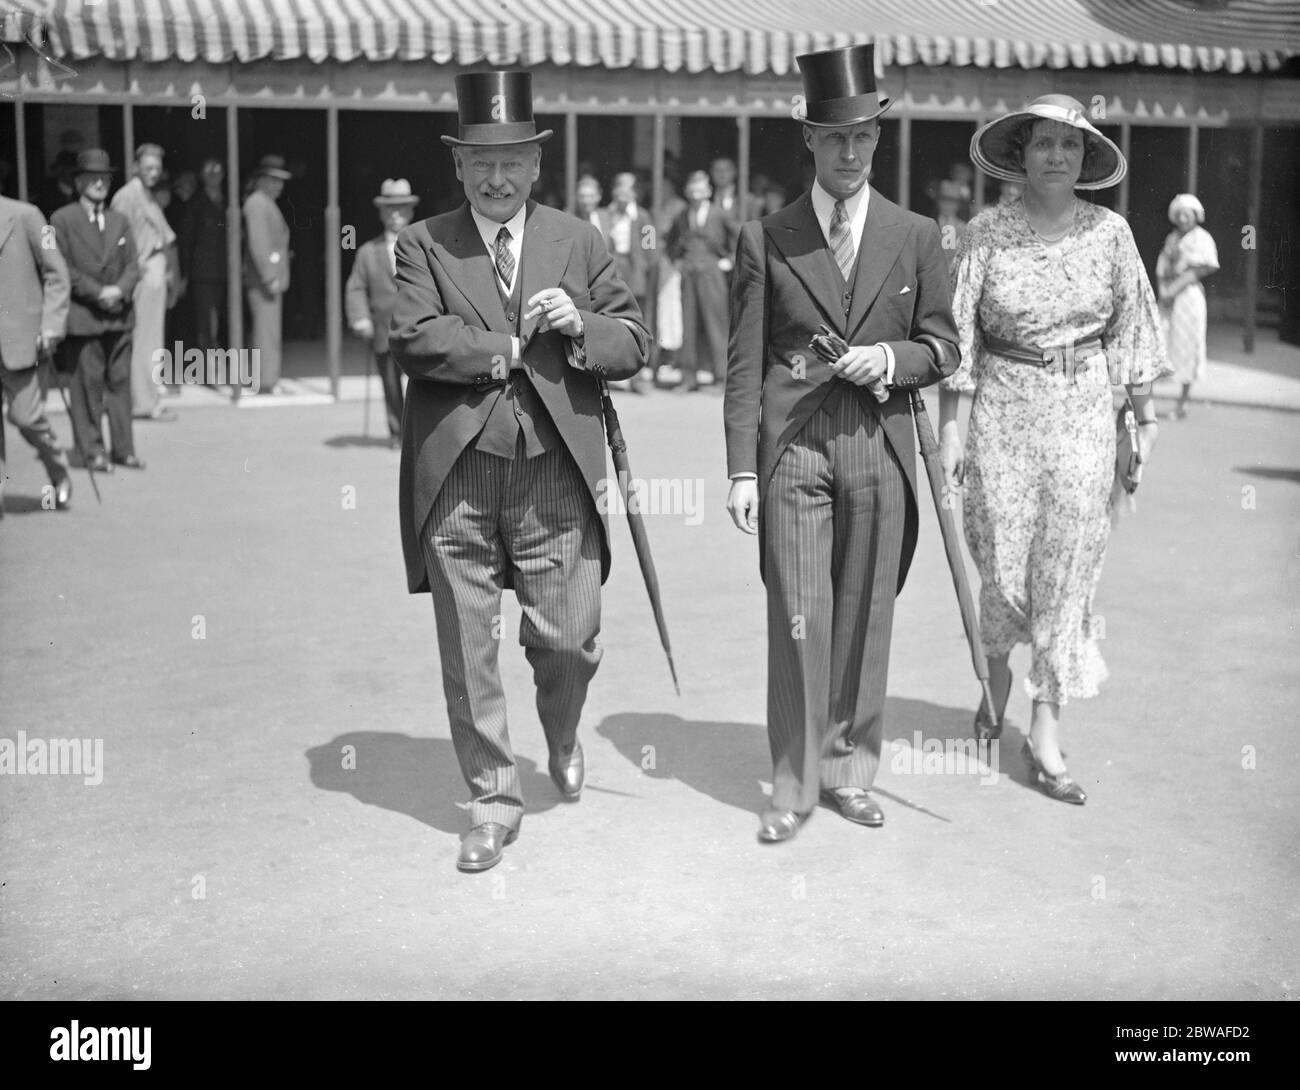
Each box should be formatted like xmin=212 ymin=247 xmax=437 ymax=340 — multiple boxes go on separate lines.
xmin=390 ymin=71 xmax=650 ymax=874
xmin=667 ymin=171 xmax=739 ymax=390
xmin=50 ymin=149 xmax=143 ymax=473
xmin=723 ymin=45 xmax=960 ymax=844
xmin=0 ymin=194 xmax=71 ymax=515
xmin=345 ymin=178 xmax=420 ymax=445
xmin=179 ymin=158 xmax=228 ymax=356
xmin=596 ymin=172 xmax=654 ymax=393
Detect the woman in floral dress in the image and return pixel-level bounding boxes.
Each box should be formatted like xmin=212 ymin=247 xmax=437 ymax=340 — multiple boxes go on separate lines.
xmin=1157 ymin=194 xmax=1219 ymax=419
xmin=938 ymin=95 xmax=1169 ymax=805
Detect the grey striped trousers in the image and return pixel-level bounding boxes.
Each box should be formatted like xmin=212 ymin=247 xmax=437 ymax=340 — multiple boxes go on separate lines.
xmin=761 ymin=386 xmax=907 ymax=814
xmin=421 ymin=438 xmax=603 ymax=830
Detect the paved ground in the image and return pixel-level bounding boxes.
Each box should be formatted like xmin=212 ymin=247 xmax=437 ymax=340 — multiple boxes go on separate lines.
xmin=2 ymin=369 xmax=1297 ymax=999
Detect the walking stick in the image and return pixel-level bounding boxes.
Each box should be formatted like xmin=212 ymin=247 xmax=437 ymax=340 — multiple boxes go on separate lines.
xmin=42 ymin=346 xmax=101 ymax=505
xmin=361 ymin=338 xmax=372 ymax=438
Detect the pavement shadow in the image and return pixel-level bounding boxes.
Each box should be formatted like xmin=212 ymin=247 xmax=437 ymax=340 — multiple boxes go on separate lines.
xmin=1235 ymin=465 xmax=1300 ymax=485
xmin=306 ymin=731 xmax=563 ymax=834
xmin=0 ymin=493 xmax=51 ymax=515
xmin=323 ymin=435 xmax=397 ymax=449
xmin=595 ymin=713 xmax=770 ymax=814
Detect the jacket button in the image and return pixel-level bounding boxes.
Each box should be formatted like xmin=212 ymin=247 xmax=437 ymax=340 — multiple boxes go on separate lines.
xmin=507 ymin=312 xmax=516 ymax=323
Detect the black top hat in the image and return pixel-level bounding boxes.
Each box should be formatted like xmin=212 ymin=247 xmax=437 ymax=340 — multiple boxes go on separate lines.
xmin=796 ymin=44 xmax=892 ymax=128
xmin=74 ymin=148 xmax=117 ymax=176
xmin=441 ymin=71 xmax=554 ymax=148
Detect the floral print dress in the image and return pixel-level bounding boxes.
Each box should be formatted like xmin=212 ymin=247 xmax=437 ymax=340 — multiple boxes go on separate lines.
xmin=943 ymin=199 xmax=1169 ymax=704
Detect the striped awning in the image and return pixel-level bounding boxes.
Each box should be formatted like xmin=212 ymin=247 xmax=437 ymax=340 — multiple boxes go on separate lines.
xmin=3 ymin=0 xmax=1298 ymax=74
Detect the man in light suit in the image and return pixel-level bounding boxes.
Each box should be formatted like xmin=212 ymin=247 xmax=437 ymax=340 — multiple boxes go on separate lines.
xmin=345 ymin=178 xmax=420 ymax=445
xmin=724 ymin=45 xmax=960 ymax=843
xmin=390 ymin=71 xmax=650 ymax=873
xmin=667 ymin=171 xmax=739 ymax=390
xmin=51 ymin=149 xmax=143 ymax=474
xmin=111 ymin=142 xmax=178 ymax=422
xmin=0 ymin=194 xmax=72 ymax=515
xmin=243 ymin=155 xmax=292 ymax=395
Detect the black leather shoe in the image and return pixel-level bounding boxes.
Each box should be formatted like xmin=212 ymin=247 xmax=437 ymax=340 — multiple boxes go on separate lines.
xmin=457 ymin=823 xmax=518 ymax=873
xmin=757 ymin=808 xmax=808 ymax=843
xmin=820 ymin=787 xmax=885 ymax=827
xmin=112 ymin=454 xmax=146 ymax=470
xmin=1022 ymin=740 xmax=1086 ymax=805
xmin=548 ymin=743 xmax=584 ymax=800
xmin=53 ymin=473 xmax=72 ymax=510
xmin=87 ymin=453 xmax=112 ymax=473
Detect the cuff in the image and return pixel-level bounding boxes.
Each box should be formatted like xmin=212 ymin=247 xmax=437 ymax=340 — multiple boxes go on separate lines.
xmin=729 ymin=472 xmax=757 ymax=481
xmin=564 ymin=335 xmax=588 ymax=371
xmin=882 ymin=342 xmax=896 ymax=386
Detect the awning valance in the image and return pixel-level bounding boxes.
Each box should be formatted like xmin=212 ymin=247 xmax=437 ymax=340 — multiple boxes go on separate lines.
xmin=3 ymin=0 xmax=1297 ymax=75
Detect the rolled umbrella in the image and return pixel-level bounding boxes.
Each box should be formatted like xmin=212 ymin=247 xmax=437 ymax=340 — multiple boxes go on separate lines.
xmin=41 ymin=345 xmax=101 ymax=505
xmin=598 ymin=382 xmax=680 ymax=696
xmin=906 ymin=388 xmax=999 ymax=740
xmin=807 ymin=329 xmax=996 ymax=739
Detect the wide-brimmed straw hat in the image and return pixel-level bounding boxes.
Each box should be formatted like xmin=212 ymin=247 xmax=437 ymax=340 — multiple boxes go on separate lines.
xmin=373 ymin=178 xmax=420 ymax=207
xmin=971 ymin=94 xmax=1126 ymax=191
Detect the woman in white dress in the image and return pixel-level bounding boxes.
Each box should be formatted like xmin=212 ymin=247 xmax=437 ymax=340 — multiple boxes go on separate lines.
xmin=1157 ymin=194 xmax=1219 ymax=420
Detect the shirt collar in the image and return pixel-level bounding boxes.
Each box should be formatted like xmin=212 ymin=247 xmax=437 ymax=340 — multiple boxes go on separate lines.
xmin=811 ymin=179 xmax=869 ymax=223
xmin=469 ymin=203 xmax=527 ymax=251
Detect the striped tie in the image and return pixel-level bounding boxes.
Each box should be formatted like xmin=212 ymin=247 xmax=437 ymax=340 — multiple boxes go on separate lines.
xmin=494 ymin=226 xmax=514 ymax=288
xmin=830 ymin=200 xmax=855 ymax=282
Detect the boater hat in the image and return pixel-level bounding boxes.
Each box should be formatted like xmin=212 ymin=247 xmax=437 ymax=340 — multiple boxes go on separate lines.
xmin=255 ymin=154 xmax=293 ymax=181
xmin=373 ymin=178 xmax=420 ymax=207
xmin=971 ymin=94 xmax=1126 ymax=190
xmin=440 ymin=71 xmax=554 ymax=148
xmin=795 ymin=44 xmax=892 ymax=127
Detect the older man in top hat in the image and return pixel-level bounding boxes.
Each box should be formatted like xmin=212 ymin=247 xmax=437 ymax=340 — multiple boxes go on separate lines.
xmin=111 ymin=142 xmax=179 ymax=422
xmin=390 ymin=70 xmax=650 ymax=873
xmin=724 ymin=44 xmax=960 ymax=843
xmin=345 ymin=178 xmax=420 ymax=444
xmin=243 ymin=154 xmax=293 ymax=394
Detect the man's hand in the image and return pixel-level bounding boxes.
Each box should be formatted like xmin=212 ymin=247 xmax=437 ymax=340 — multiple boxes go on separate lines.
xmin=351 ymin=318 xmax=375 ymax=340
xmin=829 ymin=344 xmax=888 ymax=387
xmin=98 ymin=285 xmax=123 ymax=307
xmin=525 ymin=289 xmax=584 ymax=339
xmin=726 ymin=478 xmax=759 ymax=535
xmin=718 ymin=257 xmax=734 ymax=273
xmin=939 ymin=421 xmax=965 ymax=490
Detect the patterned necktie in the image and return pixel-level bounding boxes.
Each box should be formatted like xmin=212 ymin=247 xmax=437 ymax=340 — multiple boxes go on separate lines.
xmin=494 ymin=226 xmax=514 ymax=288
xmin=830 ymin=200 xmax=855 ymax=281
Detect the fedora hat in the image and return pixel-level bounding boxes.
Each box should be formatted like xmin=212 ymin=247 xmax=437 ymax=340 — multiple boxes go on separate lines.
xmin=373 ymin=178 xmax=420 ymax=207
xmin=971 ymin=95 xmax=1126 ymax=190
xmin=795 ymin=44 xmax=892 ymax=128
xmin=440 ymin=71 xmax=554 ymax=148
xmin=255 ymin=154 xmax=293 ymax=181
xmin=74 ymin=148 xmax=117 ymax=176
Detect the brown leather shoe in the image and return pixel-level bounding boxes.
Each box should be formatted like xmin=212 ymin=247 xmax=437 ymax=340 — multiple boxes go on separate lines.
xmin=820 ymin=787 xmax=884 ymax=827
xmin=757 ymin=808 xmax=808 ymax=844
xmin=457 ymin=823 xmax=518 ymax=873
xmin=548 ymin=743 xmax=584 ymax=800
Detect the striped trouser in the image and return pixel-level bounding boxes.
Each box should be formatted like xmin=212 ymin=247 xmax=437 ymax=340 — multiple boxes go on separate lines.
xmin=421 ymin=438 xmax=602 ymax=830
xmin=761 ymin=386 xmax=907 ymax=814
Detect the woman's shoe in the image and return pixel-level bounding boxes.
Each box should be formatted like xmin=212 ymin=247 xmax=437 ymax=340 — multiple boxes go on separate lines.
xmin=1022 ymin=740 xmax=1086 ymax=805
xmin=974 ymin=670 xmax=1012 ymax=741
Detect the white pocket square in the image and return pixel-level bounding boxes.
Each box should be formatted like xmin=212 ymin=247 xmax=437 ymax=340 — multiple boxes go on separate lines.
xmin=117 ymin=237 xmax=126 ymax=245
xmin=898 ymin=285 xmax=912 ymax=295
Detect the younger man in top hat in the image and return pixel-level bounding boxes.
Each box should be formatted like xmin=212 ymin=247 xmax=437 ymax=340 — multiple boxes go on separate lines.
xmin=346 ymin=178 xmax=421 ymax=444
xmin=390 ymin=71 xmax=650 ymax=873
xmin=724 ymin=45 xmax=960 ymax=843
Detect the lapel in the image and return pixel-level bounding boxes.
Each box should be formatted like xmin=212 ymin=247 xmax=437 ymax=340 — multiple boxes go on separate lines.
xmin=518 ymin=202 xmax=574 ymax=344
xmin=766 ymin=192 xmax=848 ymax=336
xmin=846 ymin=190 xmax=909 ymax=340
xmin=432 ymin=203 xmax=509 ymax=334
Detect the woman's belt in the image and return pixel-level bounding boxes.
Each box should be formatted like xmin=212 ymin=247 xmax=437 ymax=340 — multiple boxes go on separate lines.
xmin=983 ymin=332 xmax=1105 ymax=369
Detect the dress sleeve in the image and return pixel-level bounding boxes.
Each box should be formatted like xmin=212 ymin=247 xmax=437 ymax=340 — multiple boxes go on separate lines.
xmin=1105 ymin=218 xmax=1171 ymax=387
xmin=940 ymin=218 xmax=986 ymax=394
xmin=1188 ymin=226 xmax=1220 ymax=272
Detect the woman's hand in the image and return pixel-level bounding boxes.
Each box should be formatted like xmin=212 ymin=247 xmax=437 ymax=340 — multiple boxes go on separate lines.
xmin=939 ymin=423 xmax=965 ymax=492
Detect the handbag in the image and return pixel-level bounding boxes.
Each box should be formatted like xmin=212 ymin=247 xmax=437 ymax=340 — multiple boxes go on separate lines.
xmin=1114 ymin=396 xmax=1143 ymax=495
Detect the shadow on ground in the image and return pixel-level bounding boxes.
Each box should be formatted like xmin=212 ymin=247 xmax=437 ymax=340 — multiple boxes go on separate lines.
xmin=1234 ymin=465 xmax=1300 ymax=485
xmin=323 ymin=435 xmax=398 ymax=449
xmin=306 ymin=732 xmax=563 ymax=835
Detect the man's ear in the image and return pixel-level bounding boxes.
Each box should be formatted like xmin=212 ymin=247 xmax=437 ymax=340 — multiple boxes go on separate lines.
xmin=451 ymin=149 xmax=464 ymax=182
xmin=802 ymin=126 xmax=815 ymax=152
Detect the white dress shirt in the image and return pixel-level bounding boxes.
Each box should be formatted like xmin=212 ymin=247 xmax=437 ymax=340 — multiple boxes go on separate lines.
xmin=384 ymin=229 xmax=399 ymax=276
xmin=469 ymin=203 xmax=528 ymax=361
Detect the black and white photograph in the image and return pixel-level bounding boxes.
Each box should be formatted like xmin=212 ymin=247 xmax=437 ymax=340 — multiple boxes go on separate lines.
xmin=1 ymin=0 xmax=1297 ymax=1040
